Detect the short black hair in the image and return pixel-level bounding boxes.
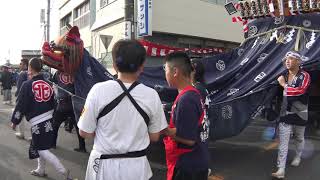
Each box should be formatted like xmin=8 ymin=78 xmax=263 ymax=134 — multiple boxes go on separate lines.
xmin=191 ymin=58 xmax=205 ymax=83
xmin=164 ymin=52 xmax=193 ymax=77
xmin=29 ymin=57 xmax=43 ymax=72
xmin=112 ymin=39 xmax=146 ymax=73
xmin=21 ymin=59 xmax=29 ymax=67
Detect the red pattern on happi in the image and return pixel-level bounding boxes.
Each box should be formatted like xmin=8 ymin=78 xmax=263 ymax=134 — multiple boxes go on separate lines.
xmin=32 ymin=80 xmax=53 ymax=102
xmin=59 ymin=73 xmax=73 ymax=85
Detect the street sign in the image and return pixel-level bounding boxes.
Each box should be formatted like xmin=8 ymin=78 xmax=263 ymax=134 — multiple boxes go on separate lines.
xmin=137 ymin=0 xmax=152 ymax=37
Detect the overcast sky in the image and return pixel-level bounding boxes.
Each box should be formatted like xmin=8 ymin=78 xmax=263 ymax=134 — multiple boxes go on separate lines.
xmin=0 ymin=0 xmax=59 ymax=64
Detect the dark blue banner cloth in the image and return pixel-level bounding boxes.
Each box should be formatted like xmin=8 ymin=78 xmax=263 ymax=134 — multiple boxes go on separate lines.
xmin=73 ymin=14 xmax=320 ymax=140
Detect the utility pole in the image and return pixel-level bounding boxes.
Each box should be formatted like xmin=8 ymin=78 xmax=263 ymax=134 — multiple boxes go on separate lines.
xmin=47 ymin=0 xmax=51 ymax=42
xmin=124 ymin=0 xmax=134 ymax=39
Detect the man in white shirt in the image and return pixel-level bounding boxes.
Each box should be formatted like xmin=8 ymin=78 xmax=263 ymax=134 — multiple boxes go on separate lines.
xmin=78 ymin=39 xmax=171 ymax=180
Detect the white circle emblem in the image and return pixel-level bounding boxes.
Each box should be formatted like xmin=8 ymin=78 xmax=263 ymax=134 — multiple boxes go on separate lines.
xmin=216 ymin=60 xmax=226 ymax=71
xmin=248 ymin=26 xmax=258 ymax=37
xmin=303 ymin=20 xmax=311 ymax=28
xmin=222 ymin=105 xmax=232 ymax=120
xmin=238 ymin=49 xmax=244 ymax=56
xmin=274 ymin=16 xmax=284 ymax=25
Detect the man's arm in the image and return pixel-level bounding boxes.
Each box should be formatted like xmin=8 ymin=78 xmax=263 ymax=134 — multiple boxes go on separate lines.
xmin=77 ymin=85 xmax=99 ymax=139
xmin=173 ymin=136 xmax=195 ymax=146
xmin=11 ymin=83 xmax=27 ymax=129
xmin=79 ymin=129 xmax=95 ymax=138
xmin=277 ymin=75 xmax=286 ymax=88
xmin=173 ymin=93 xmax=201 ymax=146
xmin=286 ymin=71 xmax=311 ymax=96
xmin=149 ymin=132 xmax=161 ymax=142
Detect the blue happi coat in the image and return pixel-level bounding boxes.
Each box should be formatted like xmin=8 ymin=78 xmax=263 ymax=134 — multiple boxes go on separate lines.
xmin=11 ymin=74 xmax=55 ymax=124
xmin=11 ymin=73 xmax=55 ymax=155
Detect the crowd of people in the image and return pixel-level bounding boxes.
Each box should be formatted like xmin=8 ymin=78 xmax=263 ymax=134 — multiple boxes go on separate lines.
xmin=6 ymin=39 xmax=311 ymax=180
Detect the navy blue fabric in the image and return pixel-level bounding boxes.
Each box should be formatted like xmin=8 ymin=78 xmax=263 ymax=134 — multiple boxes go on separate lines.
xmin=138 ymin=14 xmax=320 ymax=140
xmin=11 ymin=74 xmax=55 ymax=124
xmin=71 ymin=14 xmax=320 ymax=139
xmin=139 ymin=66 xmax=178 ymax=102
xmin=1 ymin=71 xmax=14 ymax=90
xmin=203 ymin=14 xmax=320 ymax=139
xmin=51 ymin=71 xmax=74 ymax=112
xmin=51 ymin=71 xmax=75 ymax=99
xmin=74 ymin=50 xmax=114 ymax=99
xmin=174 ymin=91 xmax=209 ymax=172
xmin=194 ymin=82 xmax=208 ymax=102
xmin=15 ymin=71 xmax=28 ymax=97
xmin=73 ymin=50 xmax=114 ymax=121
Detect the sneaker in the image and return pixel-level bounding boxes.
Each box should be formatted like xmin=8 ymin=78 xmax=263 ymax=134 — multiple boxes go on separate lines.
xmin=271 ymin=168 xmax=285 ymax=179
xmin=208 ymin=168 xmax=212 ymax=177
xmin=64 ymin=169 xmax=78 ymax=180
xmin=30 ymin=170 xmax=47 ymax=177
xmin=291 ymin=156 xmax=301 ymax=167
xmin=15 ymin=132 xmax=25 ymax=139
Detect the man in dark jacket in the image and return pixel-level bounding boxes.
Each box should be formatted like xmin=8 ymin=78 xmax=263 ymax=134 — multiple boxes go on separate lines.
xmin=11 ymin=57 xmax=75 ymax=179
xmin=272 ymin=51 xmax=311 ymax=179
xmin=51 ymin=70 xmax=86 ymax=153
xmin=1 ymin=65 xmax=13 ymax=105
xmin=15 ymin=59 xmax=29 ymax=96
xmin=14 ymin=59 xmax=29 ymax=139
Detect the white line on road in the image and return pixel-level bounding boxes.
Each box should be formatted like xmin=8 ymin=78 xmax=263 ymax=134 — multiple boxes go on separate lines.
xmin=0 ymin=108 xmax=13 ymax=112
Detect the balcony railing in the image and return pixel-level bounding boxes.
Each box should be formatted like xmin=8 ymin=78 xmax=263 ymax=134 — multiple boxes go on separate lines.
xmin=74 ymin=12 xmax=90 ymax=29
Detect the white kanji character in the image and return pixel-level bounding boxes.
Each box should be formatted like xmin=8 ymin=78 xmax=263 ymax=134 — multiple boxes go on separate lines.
xmin=14 ymin=111 xmax=21 ymax=119
xmin=44 ymin=121 xmax=53 ymax=133
xmin=31 ymin=125 xmax=40 ymax=135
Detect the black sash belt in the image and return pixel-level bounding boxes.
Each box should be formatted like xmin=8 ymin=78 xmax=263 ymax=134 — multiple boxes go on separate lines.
xmin=100 ymin=149 xmax=147 ymax=159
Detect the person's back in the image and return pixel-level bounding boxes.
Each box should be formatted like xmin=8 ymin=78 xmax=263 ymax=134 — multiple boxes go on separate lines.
xmin=78 ymin=39 xmax=168 ymax=180
xmin=90 ymin=80 xmax=164 ymax=153
xmin=11 ymin=58 xmax=75 ymax=180
xmin=52 ymin=71 xmax=74 ymax=112
xmin=1 ymin=67 xmax=14 ymax=104
xmin=51 ymin=70 xmax=86 ymax=152
xmin=1 ymin=69 xmax=13 ymax=90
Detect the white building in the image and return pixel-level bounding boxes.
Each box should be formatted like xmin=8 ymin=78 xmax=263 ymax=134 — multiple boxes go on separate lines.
xmin=58 ymin=0 xmax=244 ymax=71
xmin=59 ymin=0 xmax=92 ymax=51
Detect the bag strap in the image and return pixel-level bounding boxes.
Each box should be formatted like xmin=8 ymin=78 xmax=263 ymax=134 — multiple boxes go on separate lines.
xmin=97 ymin=80 xmax=150 ymax=126
xmin=97 ymin=81 xmax=139 ymax=120
xmin=116 ymin=79 xmax=150 ymax=126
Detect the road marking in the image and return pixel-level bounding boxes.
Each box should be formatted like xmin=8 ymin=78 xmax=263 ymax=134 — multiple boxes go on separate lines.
xmin=0 ymin=109 xmax=13 ymax=113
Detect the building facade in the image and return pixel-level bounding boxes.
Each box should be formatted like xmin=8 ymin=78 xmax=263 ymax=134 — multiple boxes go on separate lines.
xmin=59 ymin=0 xmax=92 ymax=52
xmin=58 ymin=0 xmax=244 ymax=72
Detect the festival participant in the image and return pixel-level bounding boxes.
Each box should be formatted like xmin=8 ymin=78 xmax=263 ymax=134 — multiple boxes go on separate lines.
xmin=14 ymin=58 xmax=29 ymax=139
xmin=78 ymin=39 xmax=173 ymax=180
xmin=163 ymin=52 xmax=210 ymax=180
xmin=272 ymin=51 xmax=311 ymax=179
xmin=191 ymin=59 xmax=210 ymax=109
xmin=1 ymin=65 xmax=14 ymax=105
xmin=191 ymin=58 xmax=212 ymax=176
xmin=11 ymin=58 xmax=76 ymax=180
xmin=51 ymin=70 xmax=86 ymax=152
